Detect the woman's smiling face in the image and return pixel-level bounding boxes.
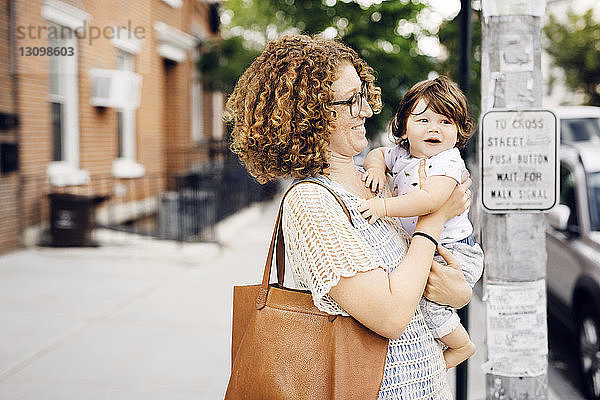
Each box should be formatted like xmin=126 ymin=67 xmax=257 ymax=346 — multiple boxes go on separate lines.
xmin=328 ymin=63 xmax=373 ymax=157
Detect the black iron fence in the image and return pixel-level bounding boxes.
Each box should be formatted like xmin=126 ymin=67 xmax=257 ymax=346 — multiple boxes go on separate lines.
xmin=23 ymin=155 xmax=279 ymax=246
xmin=161 ymin=156 xmax=278 ymax=242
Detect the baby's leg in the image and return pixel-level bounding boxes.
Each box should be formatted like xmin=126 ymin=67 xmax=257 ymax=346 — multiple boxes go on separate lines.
xmin=439 ymin=322 xmax=476 ymax=370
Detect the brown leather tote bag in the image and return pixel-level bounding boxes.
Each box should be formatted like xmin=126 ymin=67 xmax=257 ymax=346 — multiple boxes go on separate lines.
xmin=225 ymin=180 xmax=388 ymax=400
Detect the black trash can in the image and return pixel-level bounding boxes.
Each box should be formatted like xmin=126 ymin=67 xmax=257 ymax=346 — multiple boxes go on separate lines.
xmin=48 ymin=193 xmax=109 ymax=247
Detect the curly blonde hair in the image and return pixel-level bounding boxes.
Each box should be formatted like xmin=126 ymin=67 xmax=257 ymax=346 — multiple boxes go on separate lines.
xmin=226 ymin=34 xmax=381 ymax=183
xmin=389 ymin=75 xmax=475 ymax=150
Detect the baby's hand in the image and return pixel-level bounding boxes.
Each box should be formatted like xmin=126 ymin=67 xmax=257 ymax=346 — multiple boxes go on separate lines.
xmin=358 ymin=198 xmax=387 ymax=224
xmin=362 ymin=168 xmax=386 ymax=193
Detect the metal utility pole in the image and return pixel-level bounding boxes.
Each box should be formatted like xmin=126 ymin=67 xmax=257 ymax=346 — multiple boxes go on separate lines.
xmin=480 ymin=1 xmax=553 ymax=399
xmin=456 ymin=1 xmax=471 ymax=399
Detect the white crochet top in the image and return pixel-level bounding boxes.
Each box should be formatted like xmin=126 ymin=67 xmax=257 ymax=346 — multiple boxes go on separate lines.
xmin=282 ymin=175 xmax=452 ymax=399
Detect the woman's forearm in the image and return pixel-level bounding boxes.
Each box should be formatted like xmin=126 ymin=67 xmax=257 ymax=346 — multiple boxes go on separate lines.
xmin=386 ymin=215 xmax=445 ymax=325
xmin=329 ymin=193 xmax=467 ymax=339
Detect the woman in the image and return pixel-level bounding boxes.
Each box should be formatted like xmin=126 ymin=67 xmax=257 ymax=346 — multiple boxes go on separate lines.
xmin=226 ymin=34 xmax=472 ymax=399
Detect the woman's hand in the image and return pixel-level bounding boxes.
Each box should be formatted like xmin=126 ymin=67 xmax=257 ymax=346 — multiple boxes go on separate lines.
xmin=423 ymin=245 xmax=472 ymax=308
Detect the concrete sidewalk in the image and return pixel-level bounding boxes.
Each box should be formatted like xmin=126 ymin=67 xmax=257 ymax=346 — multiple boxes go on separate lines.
xmin=0 ymin=195 xmax=582 ymax=399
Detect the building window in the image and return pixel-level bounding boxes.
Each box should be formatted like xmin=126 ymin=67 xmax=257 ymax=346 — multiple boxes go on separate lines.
xmin=50 ymin=101 xmax=62 ymax=161
xmin=212 ymin=92 xmax=224 ymax=140
xmin=111 ymin=47 xmax=145 ymax=178
xmin=46 ymin=25 xmax=88 ymax=185
xmin=116 ymin=50 xmax=135 ymax=159
xmin=48 ymin=31 xmax=75 ymax=162
xmin=49 ymin=36 xmax=62 ymax=162
xmin=191 ymin=47 xmax=204 ymax=143
xmin=42 ymin=0 xmax=90 ymax=186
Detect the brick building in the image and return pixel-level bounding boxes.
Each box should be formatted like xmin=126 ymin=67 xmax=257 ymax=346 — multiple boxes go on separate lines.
xmin=0 ymin=0 xmax=226 ymax=254
xmin=0 ymin=0 xmax=21 ymax=252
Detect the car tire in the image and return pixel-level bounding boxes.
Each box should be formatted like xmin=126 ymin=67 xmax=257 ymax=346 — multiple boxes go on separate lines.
xmin=578 ymin=303 xmax=600 ymax=400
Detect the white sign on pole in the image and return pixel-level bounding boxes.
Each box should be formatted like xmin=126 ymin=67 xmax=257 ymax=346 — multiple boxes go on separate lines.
xmin=484 ymin=280 xmax=548 ymax=377
xmin=481 ymin=110 xmax=558 ymax=213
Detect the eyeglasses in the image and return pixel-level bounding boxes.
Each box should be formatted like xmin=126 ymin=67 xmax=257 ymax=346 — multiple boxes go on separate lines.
xmin=331 ymin=82 xmax=367 ymax=118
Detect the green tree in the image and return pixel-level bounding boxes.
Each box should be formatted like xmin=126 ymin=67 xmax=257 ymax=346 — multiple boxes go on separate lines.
xmin=197 ymin=35 xmax=259 ymax=94
xmin=436 ymin=8 xmax=482 ymax=120
xmin=197 ymin=0 xmax=442 ymax=137
xmin=434 ymin=7 xmax=482 ymax=160
xmin=544 ymin=9 xmax=600 ymax=106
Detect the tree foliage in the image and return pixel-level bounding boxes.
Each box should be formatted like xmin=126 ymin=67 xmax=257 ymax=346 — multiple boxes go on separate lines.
xmin=197 ymin=35 xmax=259 ymax=94
xmin=197 ymin=0 xmax=442 ymax=137
xmin=431 ymin=7 xmax=481 ymax=160
xmin=436 ymin=8 xmax=482 ymax=120
xmin=544 ymin=9 xmax=600 ymax=106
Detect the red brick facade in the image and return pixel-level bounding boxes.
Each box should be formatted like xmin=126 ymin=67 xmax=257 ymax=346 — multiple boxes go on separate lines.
xmin=1 ymin=0 xmax=223 ymax=254
xmin=0 ymin=0 xmax=21 ymax=252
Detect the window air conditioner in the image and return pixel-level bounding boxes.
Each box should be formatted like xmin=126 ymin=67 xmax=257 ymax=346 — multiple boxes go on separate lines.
xmin=89 ymin=69 xmax=142 ymax=109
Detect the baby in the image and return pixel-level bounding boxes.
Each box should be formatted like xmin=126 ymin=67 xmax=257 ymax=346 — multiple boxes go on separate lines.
xmin=358 ymin=76 xmax=484 ymax=369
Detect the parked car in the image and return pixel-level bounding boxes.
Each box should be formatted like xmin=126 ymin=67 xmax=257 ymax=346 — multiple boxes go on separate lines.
xmin=551 ymin=106 xmax=600 ymax=143
xmin=546 ymin=114 xmax=600 ymax=400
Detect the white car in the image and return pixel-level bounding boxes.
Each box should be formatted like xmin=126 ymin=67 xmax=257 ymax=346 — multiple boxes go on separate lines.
xmin=546 ymin=106 xmax=600 ymax=400
xmin=551 ymin=106 xmax=600 ymax=143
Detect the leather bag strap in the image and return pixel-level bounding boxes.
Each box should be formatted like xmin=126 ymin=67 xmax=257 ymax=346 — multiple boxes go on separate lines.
xmin=256 ymin=179 xmax=353 ymax=310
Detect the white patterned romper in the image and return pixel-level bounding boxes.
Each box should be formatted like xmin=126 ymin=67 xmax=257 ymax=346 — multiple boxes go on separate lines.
xmin=282 ymin=175 xmax=452 ymax=400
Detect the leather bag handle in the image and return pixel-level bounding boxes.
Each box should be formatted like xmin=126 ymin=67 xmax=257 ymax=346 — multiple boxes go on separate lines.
xmin=256 ymin=180 xmax=353 ymax=310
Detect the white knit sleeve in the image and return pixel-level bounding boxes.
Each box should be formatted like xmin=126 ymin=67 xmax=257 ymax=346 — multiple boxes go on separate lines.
xmin=282 ymin=184 xmax=386 ymax=315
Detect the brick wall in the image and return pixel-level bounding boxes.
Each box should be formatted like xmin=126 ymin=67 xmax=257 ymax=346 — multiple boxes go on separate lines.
xmin=0 ymin=0 xmax=21 ymax=254
xmin=15 ymin=0 xmax=55 ymax=242
xmin=4 ymin=0 xmax=221 ymax=252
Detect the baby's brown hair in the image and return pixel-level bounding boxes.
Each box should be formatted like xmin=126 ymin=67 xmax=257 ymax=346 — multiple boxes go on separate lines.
xmin=389 ymin=76 xmax=474 ymax=150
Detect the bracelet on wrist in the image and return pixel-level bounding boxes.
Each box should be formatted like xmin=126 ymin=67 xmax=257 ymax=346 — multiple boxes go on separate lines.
xmin=413 ymin=231 xmax=438 ymax=247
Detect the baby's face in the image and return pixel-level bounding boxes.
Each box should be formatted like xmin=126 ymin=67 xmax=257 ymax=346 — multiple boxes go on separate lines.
xmin=403 ymin=99 xmax=458 ymax=159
